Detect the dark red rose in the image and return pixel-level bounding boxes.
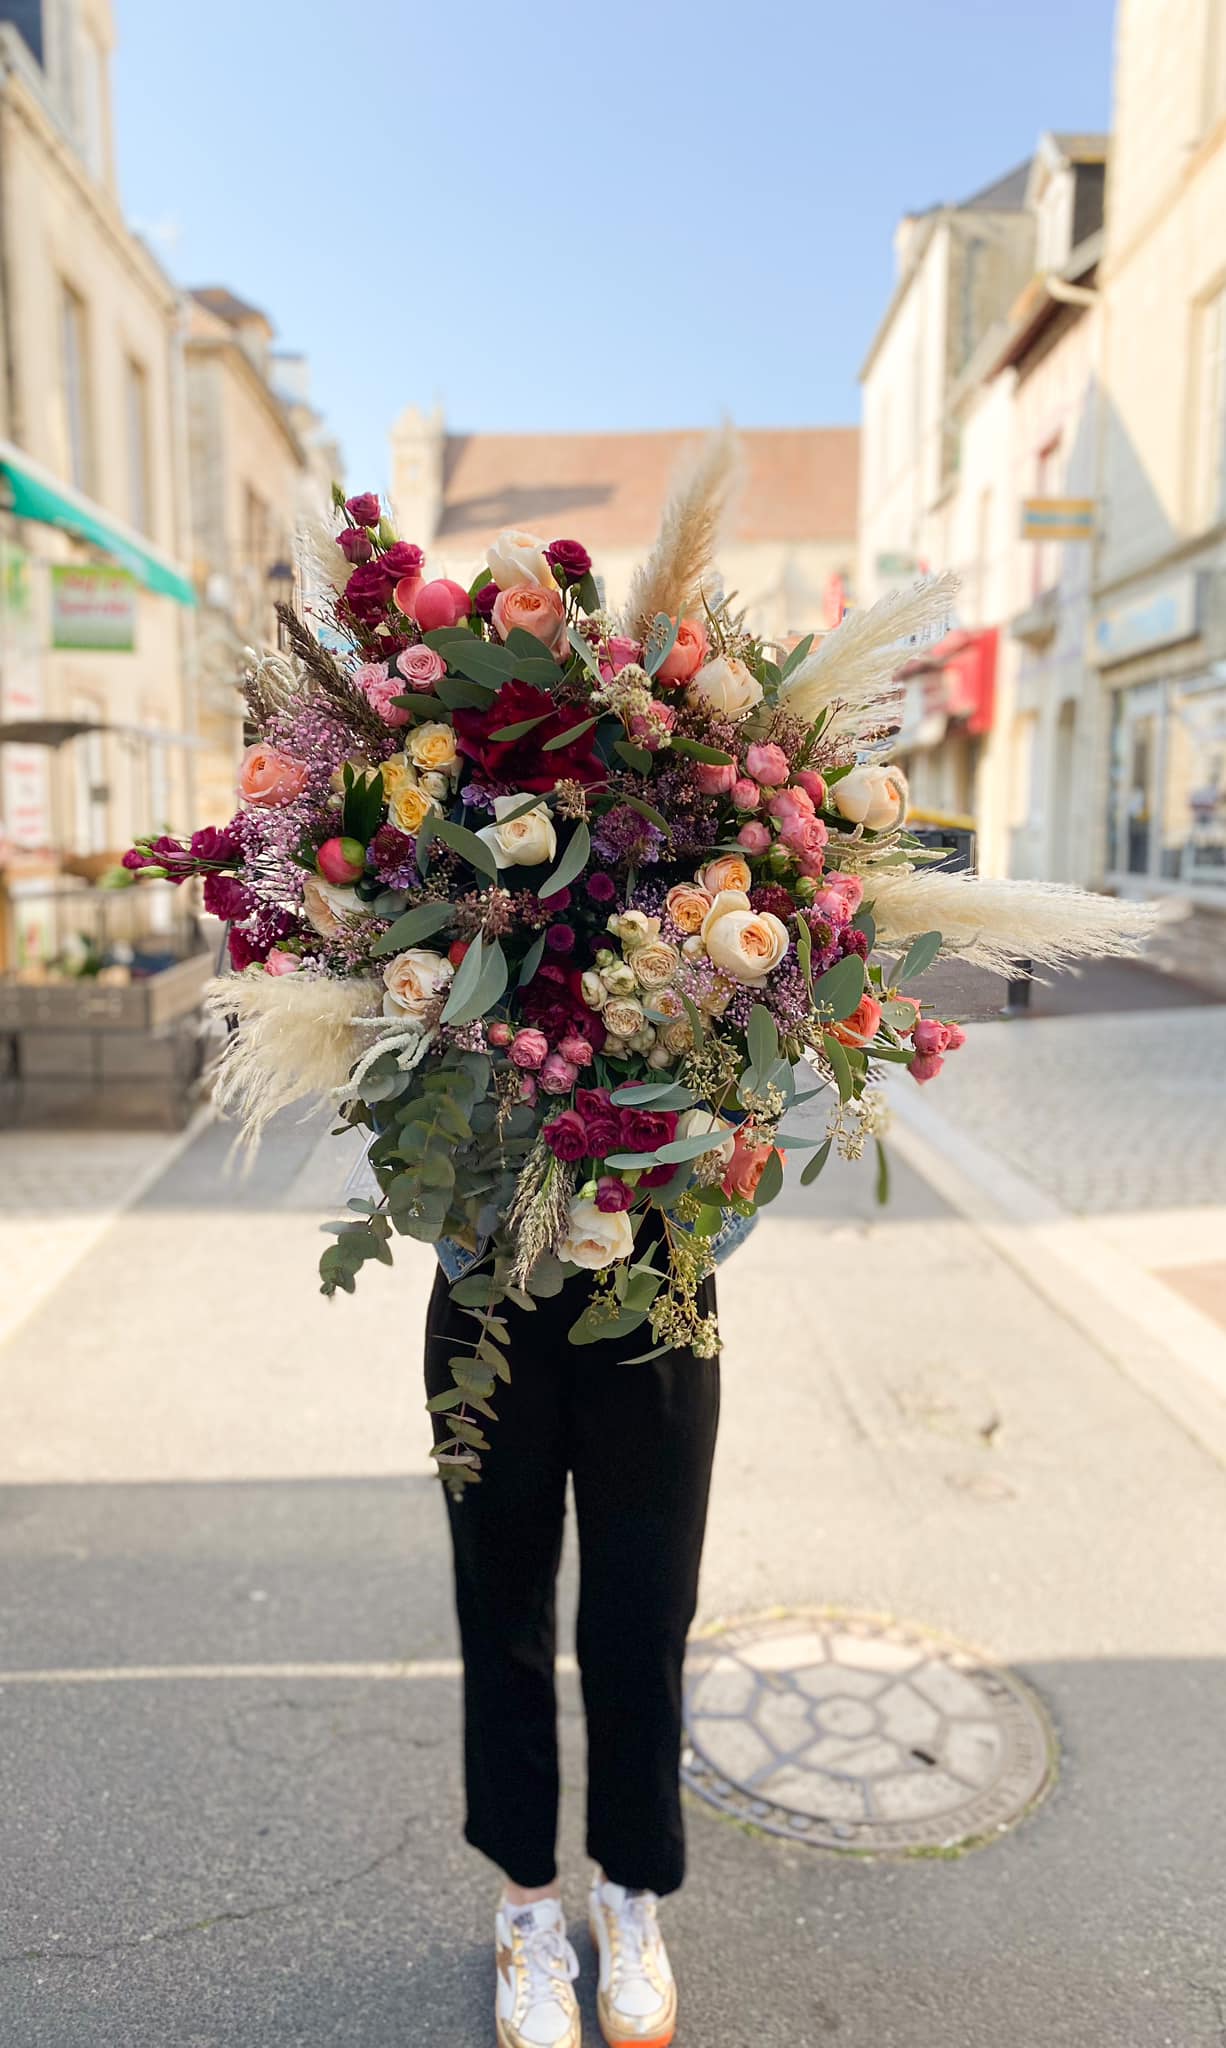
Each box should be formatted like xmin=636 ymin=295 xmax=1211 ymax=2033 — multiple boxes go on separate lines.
xmin=638 ymin=1162 xmax=677 ymax=1189
xmin=473 ymin=579 xmax=499 ymax=617
xmin=453 ymin=679 xmax=604 ymax=792
xmin=337 ymin=526 xmax=373 ymax=564
xmin=521 ymin=963 xmax=606 ymax=1049
xmin=618 ymin=1108 xmax=678 ymax=1153
xmin=595 ymin=1175 xmax=633 ymax=1213
xmin=543 ymin=1109 xmax=589 ymax=1163
xmin=345 ymin=493 xmax=381 ymax=527
xmin=344 ymin=563 xmax=392 ymax=624
xmin=376 ymin=542 xmax=425 ymax=588
xmin=545 ymin=539 xmax=592 ymax=582
xmin=203 ymin=873 xmax=254 ymax=921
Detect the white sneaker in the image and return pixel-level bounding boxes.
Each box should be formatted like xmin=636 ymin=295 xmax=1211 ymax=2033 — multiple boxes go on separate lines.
xmin=494 ymin=1896 xmax=581 ymax=2048
xmin=588 ymin=1875 xmax=677 ymax=2048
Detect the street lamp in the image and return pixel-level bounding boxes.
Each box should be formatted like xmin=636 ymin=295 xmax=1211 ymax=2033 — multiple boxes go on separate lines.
xmin=265 ymin=558 xmax=295 ymax=648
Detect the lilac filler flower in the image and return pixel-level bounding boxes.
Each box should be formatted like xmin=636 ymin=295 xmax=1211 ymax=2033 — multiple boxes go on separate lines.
xmin=590 ymin=804 xmax=665 ymax=867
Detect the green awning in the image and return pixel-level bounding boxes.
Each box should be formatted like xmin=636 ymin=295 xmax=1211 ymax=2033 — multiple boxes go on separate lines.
xmin=0 ymin=446 xmax=196 ymax=606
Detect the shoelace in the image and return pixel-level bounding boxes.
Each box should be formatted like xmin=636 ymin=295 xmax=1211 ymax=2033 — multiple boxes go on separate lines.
xmin=518 ymin=1923 xmax=580 ymax=2009
xmin=611 ymin=1893 xmax=658 ymax=1975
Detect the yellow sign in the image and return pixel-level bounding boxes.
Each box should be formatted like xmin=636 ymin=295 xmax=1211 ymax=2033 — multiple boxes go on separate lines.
xmin=1020 ymin=497 xmax=1095 ymax=541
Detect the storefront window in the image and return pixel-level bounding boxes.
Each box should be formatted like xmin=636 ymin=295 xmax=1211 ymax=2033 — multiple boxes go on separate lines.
xmin=1109 ymin=677 xmax=1226 ymax=890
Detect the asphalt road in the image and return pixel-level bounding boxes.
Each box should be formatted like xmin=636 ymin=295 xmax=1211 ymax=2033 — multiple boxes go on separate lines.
xmin=2 ymin=1095 xmax=1226 ymax=2046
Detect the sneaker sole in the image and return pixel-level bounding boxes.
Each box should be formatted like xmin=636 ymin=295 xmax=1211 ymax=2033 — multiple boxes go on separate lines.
xmin=496 ymin=2018 xmax=581 ymax=2048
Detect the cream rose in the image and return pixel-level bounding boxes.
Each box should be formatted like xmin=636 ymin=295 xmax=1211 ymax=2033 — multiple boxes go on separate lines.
xmin=580 ymin=970 xmax=608 ymax=1010
xmin=602 ymin=996 xmax=646 ymax=1040
xmin=677 ymin=1107 xmax=737 ymax=1167
xmin=832 ymin=763 xmax=908 ymax=832
xmin=476 ymin=793 xmax=558 ymax=869
xmin=301 ymin=874 xmax=375 ymax=938
xmin=661 ymin=1016 xmax=695 ymax=1057
xmin=686 ymin=655 xmax=763 ymax=721
xmin=700 ymin=889 xmax=790 ymax=982
xmin=631 ymin=940 xmax=681 ymax=991
xmin=382 ymin=946 xmax=454 ymax=1024
xmin=486 ymin=527 xmax=558 ymax=592
xmin=388 ymin=779 xmax=442 ymax=836
xmin=558 ymin=1196 xmax=635 ymax=1270
xmin=599 ymin=960 xmax=637 ymax=997
xmin=407 ymin=720 xmax=459 ymax=779
xmin=607 ymin=909 xmax=661 ymax=950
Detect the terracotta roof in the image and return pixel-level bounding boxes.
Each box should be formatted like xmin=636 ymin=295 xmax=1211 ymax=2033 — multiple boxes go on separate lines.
xmin=434 ymin=428 xmax=858 ymax=550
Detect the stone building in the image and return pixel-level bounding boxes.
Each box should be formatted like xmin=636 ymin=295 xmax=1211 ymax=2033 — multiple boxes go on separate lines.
xmin=0 ymin=1 xmax=197 ymax=968
xmin=1092 ymin=0 xmax=1226 ymax=981
xmin=390 ymin=409 xmax=859 ymax=645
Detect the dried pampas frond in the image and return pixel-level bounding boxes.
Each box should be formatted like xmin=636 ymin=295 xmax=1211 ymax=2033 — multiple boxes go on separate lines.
xmin=622 ymin=426 xmax=740 ymax=639
xmin=867 ymin=868 xmax=1161 ymax=976
xmin=204 ymin=972 xmax=383 ymax=1148
xmin=780 ymin=572 xmax=958 ymax=740
xmin=243 ymin=647 xmax=304 ymax=728
xmin=296 ymin=507 xmax=349 ymax=597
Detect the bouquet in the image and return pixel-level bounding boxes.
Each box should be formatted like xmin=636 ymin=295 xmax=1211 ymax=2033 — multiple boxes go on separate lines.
xmin=126 ymin=434 xmax=1152 ymax=1489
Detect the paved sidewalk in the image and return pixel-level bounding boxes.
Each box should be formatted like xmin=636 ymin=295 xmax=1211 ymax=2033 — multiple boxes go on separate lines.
xmin=1 ymin=1097 xmax=1225 ymax=2045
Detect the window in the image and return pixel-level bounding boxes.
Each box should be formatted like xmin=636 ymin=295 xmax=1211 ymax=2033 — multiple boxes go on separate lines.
xmin=1195 ymin=285 xmax=1226 ymax=528
xmin=125 ymin=357 xmax=151 ymax=534
xmin=60 ymin=282 xmax=93 ymax=492
xmin=243 ymin=486 xmax=270 ymax=573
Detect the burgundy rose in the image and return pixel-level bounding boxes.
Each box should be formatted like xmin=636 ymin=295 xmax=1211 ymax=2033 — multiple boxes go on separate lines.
xmin=473 ymin=579 xmax=499 ymax=618
xmin=337 ymin=526 xmax=373 ymax=564
xmin=585 ymin=871 xmax=617 ymax=905
xmin=344 ymin=563 xmax=392 ymax=624
xmin=376 ymin=542 xmax=425 ymax=588
xmin=637 ymin=1162 xmax=676 ymax=1190
xmin=595 ymin=1176 xmax=633 ymax=1213
xmin=542 ymin=1109 xmax=589 ymax=1163
xmin=545 ymin=539 xmax=592 ymax=582
xmin=618 ymin=1108 xmax=679 ymax=1153
xmin=575 ymin=1085 xmax=620 ymax=1155
xmin=203 ymin=873 xmax=255 ymax=921
xmin=345 ymin=493 xmax=381 ymax=527
xmin=453 ymin=679 xmax=604 ymax=793
xmin=521 ymin=964 xmax=608 ymax=1051
xmin=122 ymin=847 xmax=151 ymax=871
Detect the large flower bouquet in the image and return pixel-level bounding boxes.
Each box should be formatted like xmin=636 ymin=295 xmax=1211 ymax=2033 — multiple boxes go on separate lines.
xmin=127 ymin=435 xmax=1150 ymax=1488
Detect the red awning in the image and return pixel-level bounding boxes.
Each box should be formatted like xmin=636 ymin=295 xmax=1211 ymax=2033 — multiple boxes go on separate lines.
xmin=894 ymin=627 xmax=997 ymax=735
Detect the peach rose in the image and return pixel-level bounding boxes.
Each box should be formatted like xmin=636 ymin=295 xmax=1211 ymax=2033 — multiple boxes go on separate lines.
xmin=631 ymin=940 xmax=681 ymax=991
xmin=487 ymin=528 xmax=558 ymax=592
xmin=238 ymin=743 xmax=308 ymax=808
xmin=721 ymin=1130 xmax=782 ymax=1202
xmin=301 ymin=874 xmax=374 ymax=938
xmin=655 ymin=617 xmax=708 ymax=686
xmin=700 ymin=890 xmax=790 ymax=983
xmin=382 ymin=946 xmax=454 ymax=1025
xmin=492 ymin=582 xmax=568 ymax=658
xmin=829 ymin=995 xmax=883 ymax=1048
xmin=698 ymin=853 xmax=752 ymax=897
xmin=665 ymin=883 xmax=712 ymax=934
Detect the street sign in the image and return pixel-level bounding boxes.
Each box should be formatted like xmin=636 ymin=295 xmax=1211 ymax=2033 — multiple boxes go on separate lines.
xmin=1020 ymin=497 xmax=1095 ymax=541
xmin=50 ymin=564 xmax=137 ymax=650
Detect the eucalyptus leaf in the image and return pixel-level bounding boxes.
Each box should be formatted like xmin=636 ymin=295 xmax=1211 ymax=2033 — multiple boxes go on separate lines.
xmin=669 ymin=736 xmax=734 ymax=766
xmin=822 ymin=1032 xmax=855 ymax=1103
xmin=488 ymin=713 xmax=553 ymax=742
xmin=538 ymin=819 xmax=591 ymax=897
xmin=800 ymin=1135 xmax=834 ymax=1186
xmin=755 ymin=1147 xmax=785 ymax=1206
xmin=614 ymin=741 xmax=654 ymax=773
xmin=874 ymin=1139 xmax=891 ymax=1205
xmin=372 ymin=899 xmax=454 ymax=957
xmin=435 ymin=673 xmax=498 ymax=710
xmin=543 ymin=715 xmax=597 ymax=751
xmin=899 ymin=929 xmax=942 ymax=981
xmin=747 ymin=1004 xmax=779 ymax=1075
xmin=619 ymin=792 xmax=671 ymax=835
xmin=432 ymin=815 xmax=499 ymax=881
xmin=443 ymin=637 xmax=518 ymax=687
xmin=812 ymin=952 xmax=866 ymax=1022
xmin=643 ymin=611 xmax=681 ymax=679
xmin=517 ymin=930 xmax=547 ymax=988
xmin=567 ymin=624 xmax=603 ymax=680
xmin=610 ymin=1080 xmax=697 ymax=1106
xmin=779 ymin=632 xmax=815 ymax=682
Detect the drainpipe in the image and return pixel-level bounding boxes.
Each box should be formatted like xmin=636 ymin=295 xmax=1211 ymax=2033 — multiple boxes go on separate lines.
xmin=1043 ymin=274 xmax=1099 ymax=308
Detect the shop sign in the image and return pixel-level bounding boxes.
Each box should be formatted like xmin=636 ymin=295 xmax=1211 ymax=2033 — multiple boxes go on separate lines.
xmin=1021 ymin=497 xmax=1095 ymax=541
xmin=876 ymin=550 xmax=918 ymax=577
xmin=1093 ymin=574 xmax=1200 ymax=667
xmin=50 ymin=565 xmax=136 ymax=651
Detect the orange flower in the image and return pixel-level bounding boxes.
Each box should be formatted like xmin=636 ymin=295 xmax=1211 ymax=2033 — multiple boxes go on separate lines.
xmin=492 ymin=582 xmax=568 ymax=659
xmin=238 ymin=743 xmax=308 ymax=807
xmin=829 ymin=995 xmax=883 ymax=1048
xmin=665 ymin=883 xmax=712 ymax=934
xmin=655 ymin=616 xmax=708 ymax=686
xmin=698 ymin=853 xmax=752 ymax=897
xmin=721 ymin=1129 xmax=783 ymax=1202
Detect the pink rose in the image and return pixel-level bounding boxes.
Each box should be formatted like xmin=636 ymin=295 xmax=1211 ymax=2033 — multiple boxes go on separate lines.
xmin=628 ymin=702 xmax=676 ymax=751
xmin=793 ymin=769 xmax=827 ymax=808
xmin=540 ymin=1051 xmax=580 ymax=1094
xmin=655 ymin=617 xmax=708 ymax=686
xmin=737 ymin=820 xmax=772 ymax=854
xmin=745 ymin=741 xmax=790 ymax=787
xmin=356 ymin=662 xmax=411 ymax=726
xmin=695 ymin=761 xmax=737 ymax=796
xmin=809 ymin=872 xmax=864 ymax=920
xmin=337 ymin=527 xmax=373 ymax=564
xmin=345 ymin=493 xmax=380 ymax=527
xmin=602 ymin=635 xmax=643 ymax=677
xmin=909 ymin=1052 xmax=944 ymax=1084
xmin=945 ymin=1021 xmax=967 ymax=1051
xmin=265 ymin=948 xmax=300 ymax=975
xmin=913 ymin=1018 xmax=952 ymax=1057
xmin=558 ymin=1034 xmax=595 ymax=1068
xmin=768 ymin=785 xmax=815 ymax=824
xmin=731 ymin=777 xmax=761 ymax=809
xmin=796 ymin=847 xmax=827 ymax=880
xmin=779 ymin=812 xmax=828 ymax=856
xmin=508 ymin=1029 xmax=549 ymax=1070
xmin=396 ymin=645 xmax=447 ymax=692
xmin=519 ymin=1074 xmax=539 ymax=1105
xmin=413 ymin=578 xmax=471 ymax=631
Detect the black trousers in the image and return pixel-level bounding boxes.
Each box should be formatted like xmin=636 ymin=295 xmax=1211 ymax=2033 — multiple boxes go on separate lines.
xmin=424 ymin=1259 xmax=719 ymax=1897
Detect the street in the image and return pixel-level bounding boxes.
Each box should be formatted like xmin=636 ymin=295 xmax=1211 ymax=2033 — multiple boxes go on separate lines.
xmin=2 ymin=988 xmax=1226 ymax=2047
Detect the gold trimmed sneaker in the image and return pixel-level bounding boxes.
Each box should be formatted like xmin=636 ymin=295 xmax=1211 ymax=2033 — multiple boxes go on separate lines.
xmin=494 ymin=1896 xmax=581 ymax=2048
xmin=588 ymin=1875 xmax=677 ymax=2048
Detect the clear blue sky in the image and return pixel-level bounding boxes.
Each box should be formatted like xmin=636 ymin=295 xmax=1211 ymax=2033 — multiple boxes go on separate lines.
xmin=113 ymin=0 xmax=1117 ymax=498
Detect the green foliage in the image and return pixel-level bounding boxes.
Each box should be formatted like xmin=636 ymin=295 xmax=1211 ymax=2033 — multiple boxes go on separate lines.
xmin=539 ymin=819 xmax=591 ymax=897
xmin=442 ymin=935 xmax=508 ymax=1025
xmin=372 ymin=899 xmax=453 ymax=958
xmin=812 ymin=952 xmax=866 ymax=1022
xmin=643 ymin=612 xmax=681 ymax=678
xmin=898 ymin=929 xmax=943 ymax=981
xmin=431 ymin=815 xmax=499 ymax=882
xmin=801 ymin=1136 xmax=834 ymax=1186
xmin=822 ymin=1031 xmax=855 ymax=1103
xmin=669 ymin=736 xmax=734 ymax=766
xmin=779 ymin=633 xmax=815 ymax=681
xmin=340 ymin=764 xmax=385 ymax=847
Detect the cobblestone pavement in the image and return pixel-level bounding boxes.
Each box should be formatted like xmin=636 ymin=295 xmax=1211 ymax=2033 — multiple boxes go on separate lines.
xmin=915 ymin=1004 xmax=1226 ymax=1216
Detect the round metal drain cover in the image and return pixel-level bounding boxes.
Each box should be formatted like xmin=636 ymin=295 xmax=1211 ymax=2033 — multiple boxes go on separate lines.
xmin=682 ymin=1610 xmax=1055 ymax=1855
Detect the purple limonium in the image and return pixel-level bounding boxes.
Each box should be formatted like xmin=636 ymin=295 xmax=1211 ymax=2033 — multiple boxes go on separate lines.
xmin=590 ymin=803 xmax=665 ymax=867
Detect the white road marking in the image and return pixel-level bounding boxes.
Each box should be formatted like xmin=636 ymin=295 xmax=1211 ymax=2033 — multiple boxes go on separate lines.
xmin=0 ymin=1655 xmax=580 ymax=1686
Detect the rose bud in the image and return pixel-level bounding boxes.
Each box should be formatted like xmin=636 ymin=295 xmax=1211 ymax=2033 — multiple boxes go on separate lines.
xmin=316 ymin=836 xmax=366 ymax=885
xmin=737 ymin=820 xmax=772 ymax=854
xmin=448 ymin=939 xmax=471 ymax=968
xmin=488 ymin=1021 xmax=513 ymax=1046
xmin=345 ymin=492 xmax=380 ymax=527
xmin=913 ymin=1018 xmax=952 ymax=1058
xmin=337 ymin=526 xmax=373 ymax=564
xmin=731 ymin=777 xmax=761 ymax=809
xmin=473 ymin=580 xmax=499 ymax=617
xmin=944 ymin=1021 xmax=967 ymax=1051
xmin=909 ymin=1052 xmax=945 ymax=1084
xmin=413 ymin=578 xmax=471 ymax=632
xmin=695 ymin=761 xmax=737 ymax=797
xmin=545 ymin=539 xmax=592 ymax=583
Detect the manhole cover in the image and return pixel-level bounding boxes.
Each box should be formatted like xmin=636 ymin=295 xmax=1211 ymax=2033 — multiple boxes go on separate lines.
xmin=682 ymin=1610 xmax=1055 ymax=1855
